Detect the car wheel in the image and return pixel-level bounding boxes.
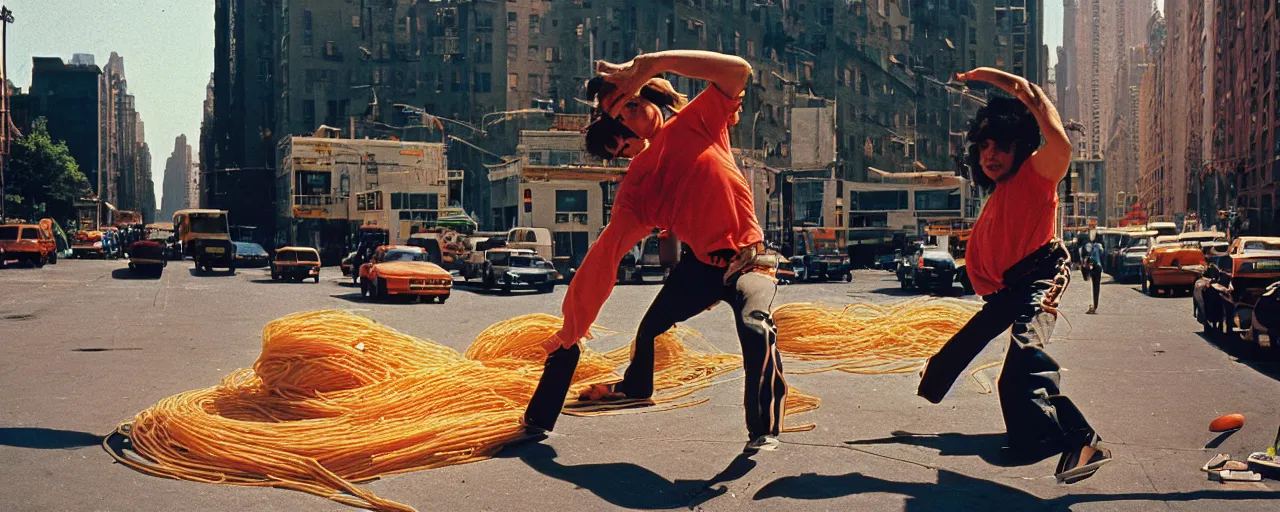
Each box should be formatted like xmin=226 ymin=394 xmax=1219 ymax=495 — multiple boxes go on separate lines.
xmin=272 ymin=272 xmax=279 ymax=281
xmin=843 ymin=272 xmax=853 ymax=283
xmin=314 ymin=275 xmax=320 ymax=283
xmin=377 ymin=278 xmax=388 ymax=299
xmin=439 ymin=294 xmax=449 ymax=304
xmin=49 ymin=252 xmax=57 ymax=265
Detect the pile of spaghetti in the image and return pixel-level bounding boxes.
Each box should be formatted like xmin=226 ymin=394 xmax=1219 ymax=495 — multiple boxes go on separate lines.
xmin=773 ymin=297 xmax=981 ymax=374
xmin=109 ymin=298 xmax=978 ymax=511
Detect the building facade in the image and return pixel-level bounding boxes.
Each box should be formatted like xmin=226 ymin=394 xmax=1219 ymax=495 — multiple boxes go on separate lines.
xmin=28 ymin=56 xmax=103 ymax=213
xmin=1211 ymin=0 xmax=1279 ymax=235
xmin=160 ymin=135 xmax=193 ymax=220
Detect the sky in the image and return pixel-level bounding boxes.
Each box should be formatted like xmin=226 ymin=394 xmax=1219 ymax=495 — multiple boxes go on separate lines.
xmin=4 ymin=0 xmax=213 ymax=209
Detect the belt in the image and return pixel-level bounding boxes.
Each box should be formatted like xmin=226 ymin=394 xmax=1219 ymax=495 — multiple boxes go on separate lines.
xmin=1001 ymin=239 xmax=1069 ymax=287
xmin=722 ymin=242 xmax=781 ymax=285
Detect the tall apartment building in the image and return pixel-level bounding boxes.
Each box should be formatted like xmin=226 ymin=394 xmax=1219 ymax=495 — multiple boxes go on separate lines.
xmin=1072 ymin=0 xmax=1151 ymax=159
xmin=1211 ymin=0 xmax=1279 ymax=235
xmin=160 ymin=135 xmax=193 ymax=220
xmin=28 ymin=56 xmax=102 ymax=207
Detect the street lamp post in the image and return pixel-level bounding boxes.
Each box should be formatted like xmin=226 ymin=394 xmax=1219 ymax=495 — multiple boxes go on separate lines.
xmin=0 ymin=7 xmax=12 ymax=221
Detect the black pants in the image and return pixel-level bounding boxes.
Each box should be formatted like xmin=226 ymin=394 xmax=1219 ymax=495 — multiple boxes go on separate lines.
xmin=917 ymin=250 xmax=1098 ymax=453
xmin=525 ymin=252 xmax=788 ymax=438
xmin=1085 ymin=264 xmax=1101 ymax=308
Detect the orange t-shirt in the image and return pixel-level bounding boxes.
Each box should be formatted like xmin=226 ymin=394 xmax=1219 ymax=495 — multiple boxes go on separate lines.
xmin=965 ymin=160 xmax=1059 ymax=296
xmin=555 ymin=86 xmax=763 ymax=345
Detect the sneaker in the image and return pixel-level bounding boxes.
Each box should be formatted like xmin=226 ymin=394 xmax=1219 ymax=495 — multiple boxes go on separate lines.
xmin=743 ymin=435 xmax=780 ymax=455
xmin=1055 ymin=443 xmax=1112 ymax=484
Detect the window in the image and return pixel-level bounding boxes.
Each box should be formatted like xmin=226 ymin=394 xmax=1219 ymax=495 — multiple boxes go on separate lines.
xmin=303 ymin=10 xmax=313 ymax=46
xmin=529 ymin=74 xmax=542 ymax=93
xmin=507 ymin=44 xmax=517 ymax=60
xmin=914 ymin=189 xmax=962 ymax=211
xmin=851 ymin=191 xmax=908 ymax=211
xmin=302 ymin=100 xmax=315 ymax=128
xmin=556 ymin=190 xmax=588 ymax=212
xmin=474 ymin=72 xmax=492 ymax=93
xmin=529 ymin=14 xmax=541 ymax=34
xmin=528 ymin=45 xmax=539 ymax=60
xmin=408 ymin=193 xmax=438 ymax=210
xmin=553 ymin=231 xmax=589 ymax=260
xmin=508 ymin=73 xmax=519 ymax=91
xmin=545 ymin=46 xmax=558 ymax=62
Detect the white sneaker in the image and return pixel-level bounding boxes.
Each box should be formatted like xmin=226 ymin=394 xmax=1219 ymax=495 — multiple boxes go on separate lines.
xmin=743 ymin=435 xmax=780 ymax=454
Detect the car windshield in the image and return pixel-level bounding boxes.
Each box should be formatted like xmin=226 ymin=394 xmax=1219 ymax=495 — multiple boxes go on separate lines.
xmin=1243 ymin=241 xmax=1280 ymax=251
xmin=509 ymin=256 xmax=540 ymax=268
xmin=0 ymin=226 xmax=20 ymax=240
xmin=20 ymin=227 xmax=40 ymax=239
xmin=235 ymin=242 xmax=265 ymax=254
xmin=384 ymin=249 xmax=426 ymax=262
xmin=190 ymin=213 xmax=227 ymax=234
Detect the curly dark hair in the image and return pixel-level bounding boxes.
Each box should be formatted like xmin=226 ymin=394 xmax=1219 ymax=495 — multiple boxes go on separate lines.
xmin=964 ymin=96 xmax=1042 ymax=191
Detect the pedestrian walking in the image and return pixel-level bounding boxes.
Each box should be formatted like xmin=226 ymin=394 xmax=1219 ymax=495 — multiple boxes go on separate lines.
xmin=1082 ymin=233 xmax=1104 ymax=314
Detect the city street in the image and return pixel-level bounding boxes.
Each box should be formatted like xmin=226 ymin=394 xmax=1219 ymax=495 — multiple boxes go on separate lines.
xmin=2 ymin=260 xmax=1278 ymax=511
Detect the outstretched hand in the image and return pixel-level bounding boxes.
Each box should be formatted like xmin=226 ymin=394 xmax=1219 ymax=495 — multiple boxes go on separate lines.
xmin=595 ymin=58 xmax=653 ymax=120
xmin=955 ymin=69 xmax=1040 ymax=107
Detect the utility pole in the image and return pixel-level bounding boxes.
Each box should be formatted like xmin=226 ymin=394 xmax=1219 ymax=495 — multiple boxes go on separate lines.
xmin=0 ymin=7 xmax=14 ymax=221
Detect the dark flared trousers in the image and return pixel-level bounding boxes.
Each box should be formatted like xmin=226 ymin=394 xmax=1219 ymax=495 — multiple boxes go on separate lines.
xmin=917 ymin=248 xmax=1098 ymax=453
xmin=525 ymin=252 xmax=788 ymax=438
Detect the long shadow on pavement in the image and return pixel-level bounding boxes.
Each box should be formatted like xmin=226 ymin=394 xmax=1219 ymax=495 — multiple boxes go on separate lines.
xmin=110 ymin=268 xmax=161 ymax=280
xmin=844 ymin=431 xmax=1054 ymax=467
xmin=329 ymin=292 xmax=435 ymax=306
xmin=753 ymin=468 xmax=1276 ymax=511
xmin=0 ymin=427 xmax=104 ymax=449
xmin=187 ymin=269 xmax=236 ymax=277
xmin=498 ymin=441 xmax=757 ymax=509
xmin=1195 ymin=332 xmax=1280 ymax=382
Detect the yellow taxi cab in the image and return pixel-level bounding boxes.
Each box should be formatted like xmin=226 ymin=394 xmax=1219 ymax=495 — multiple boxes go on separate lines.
xmin=272 ymin=246 xmax=321 ymax=283
xmin=1141 ymin=243 xmax=1207 ymax=295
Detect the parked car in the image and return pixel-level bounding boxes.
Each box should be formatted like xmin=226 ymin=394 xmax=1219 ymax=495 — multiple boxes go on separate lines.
xmin=1251 ymin=282 xmax=1280 ymax=353
xmin=1195 ymin=250 xmax=1280 ymax=343
xmin=234 ymin=242 xmax=271 ymax=268
xmin=897 ymin=245 xmax=956 ymax=291
xmin=272 ymin=246 xmax=322 ymax=283
xmin=474 ymin=248 xmax=558 ymax=293
xmin=359 ymin=245 xmax=452 ymax=303
xmin=1228 ymin=236 xmax=1280 ymax=256
xmin=0 ymin=223 xmax=58 ymax=267
xmin=127 ymin=238 xmax=169 ymax=275
xmin=1141 ymin=244 xmax=1206 ymax=295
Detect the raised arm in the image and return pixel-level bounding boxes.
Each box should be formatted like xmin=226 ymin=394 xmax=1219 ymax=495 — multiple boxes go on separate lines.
xmin=958 ymin=68 xmax=1071 ymax=183
xmin=597 ymin=50 xmax=752 ymax=119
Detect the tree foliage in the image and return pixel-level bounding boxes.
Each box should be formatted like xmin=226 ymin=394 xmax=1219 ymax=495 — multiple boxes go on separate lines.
xmin=3 ymin=118 xmax=91 ymax=223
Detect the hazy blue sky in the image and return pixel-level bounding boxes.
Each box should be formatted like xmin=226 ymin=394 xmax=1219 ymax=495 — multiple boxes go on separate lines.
xmin=3 ymin=1 xmax=1135 ymax=206
xmin=6 ymin=0 xmax=213 ymax=208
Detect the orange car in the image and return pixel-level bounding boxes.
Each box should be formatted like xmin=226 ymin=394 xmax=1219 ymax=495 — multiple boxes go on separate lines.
xmin=359 ymin=245 xmax=453 ymax=303
xmin=1142 ymin=244 xmax=1206 ymax=295
xmin=0 ymin=224 xmax=58 ymax=267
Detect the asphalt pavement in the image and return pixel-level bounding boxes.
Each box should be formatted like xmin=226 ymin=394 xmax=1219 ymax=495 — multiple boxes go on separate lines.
xmin=2 ymin=259 xmax=1278 ymax=511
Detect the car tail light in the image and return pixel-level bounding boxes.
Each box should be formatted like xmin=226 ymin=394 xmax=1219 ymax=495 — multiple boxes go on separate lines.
xmin=918 ymin=258 xmax=925 ymax=269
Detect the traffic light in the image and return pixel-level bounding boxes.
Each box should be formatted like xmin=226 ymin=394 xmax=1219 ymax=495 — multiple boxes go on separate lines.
xmin=523 ymin=189 xmax=532 ymax=213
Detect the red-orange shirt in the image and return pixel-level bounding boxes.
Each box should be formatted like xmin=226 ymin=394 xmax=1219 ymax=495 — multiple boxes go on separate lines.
xmin=965 ymin=160 xmax=1059 ymax=296
xmin=556 ymin=86 xmax=763 ymax=345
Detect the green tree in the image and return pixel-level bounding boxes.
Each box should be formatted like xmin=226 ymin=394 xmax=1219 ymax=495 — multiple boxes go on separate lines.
xmin=3 ymin=118 xmax=91 ymax=223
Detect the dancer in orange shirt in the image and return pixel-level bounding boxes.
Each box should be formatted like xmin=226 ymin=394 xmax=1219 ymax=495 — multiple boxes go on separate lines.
xmin=916 ymin=68 xmax=1110 ymax=484
xmin=523 ymin=50 xmax=787 ymax=455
